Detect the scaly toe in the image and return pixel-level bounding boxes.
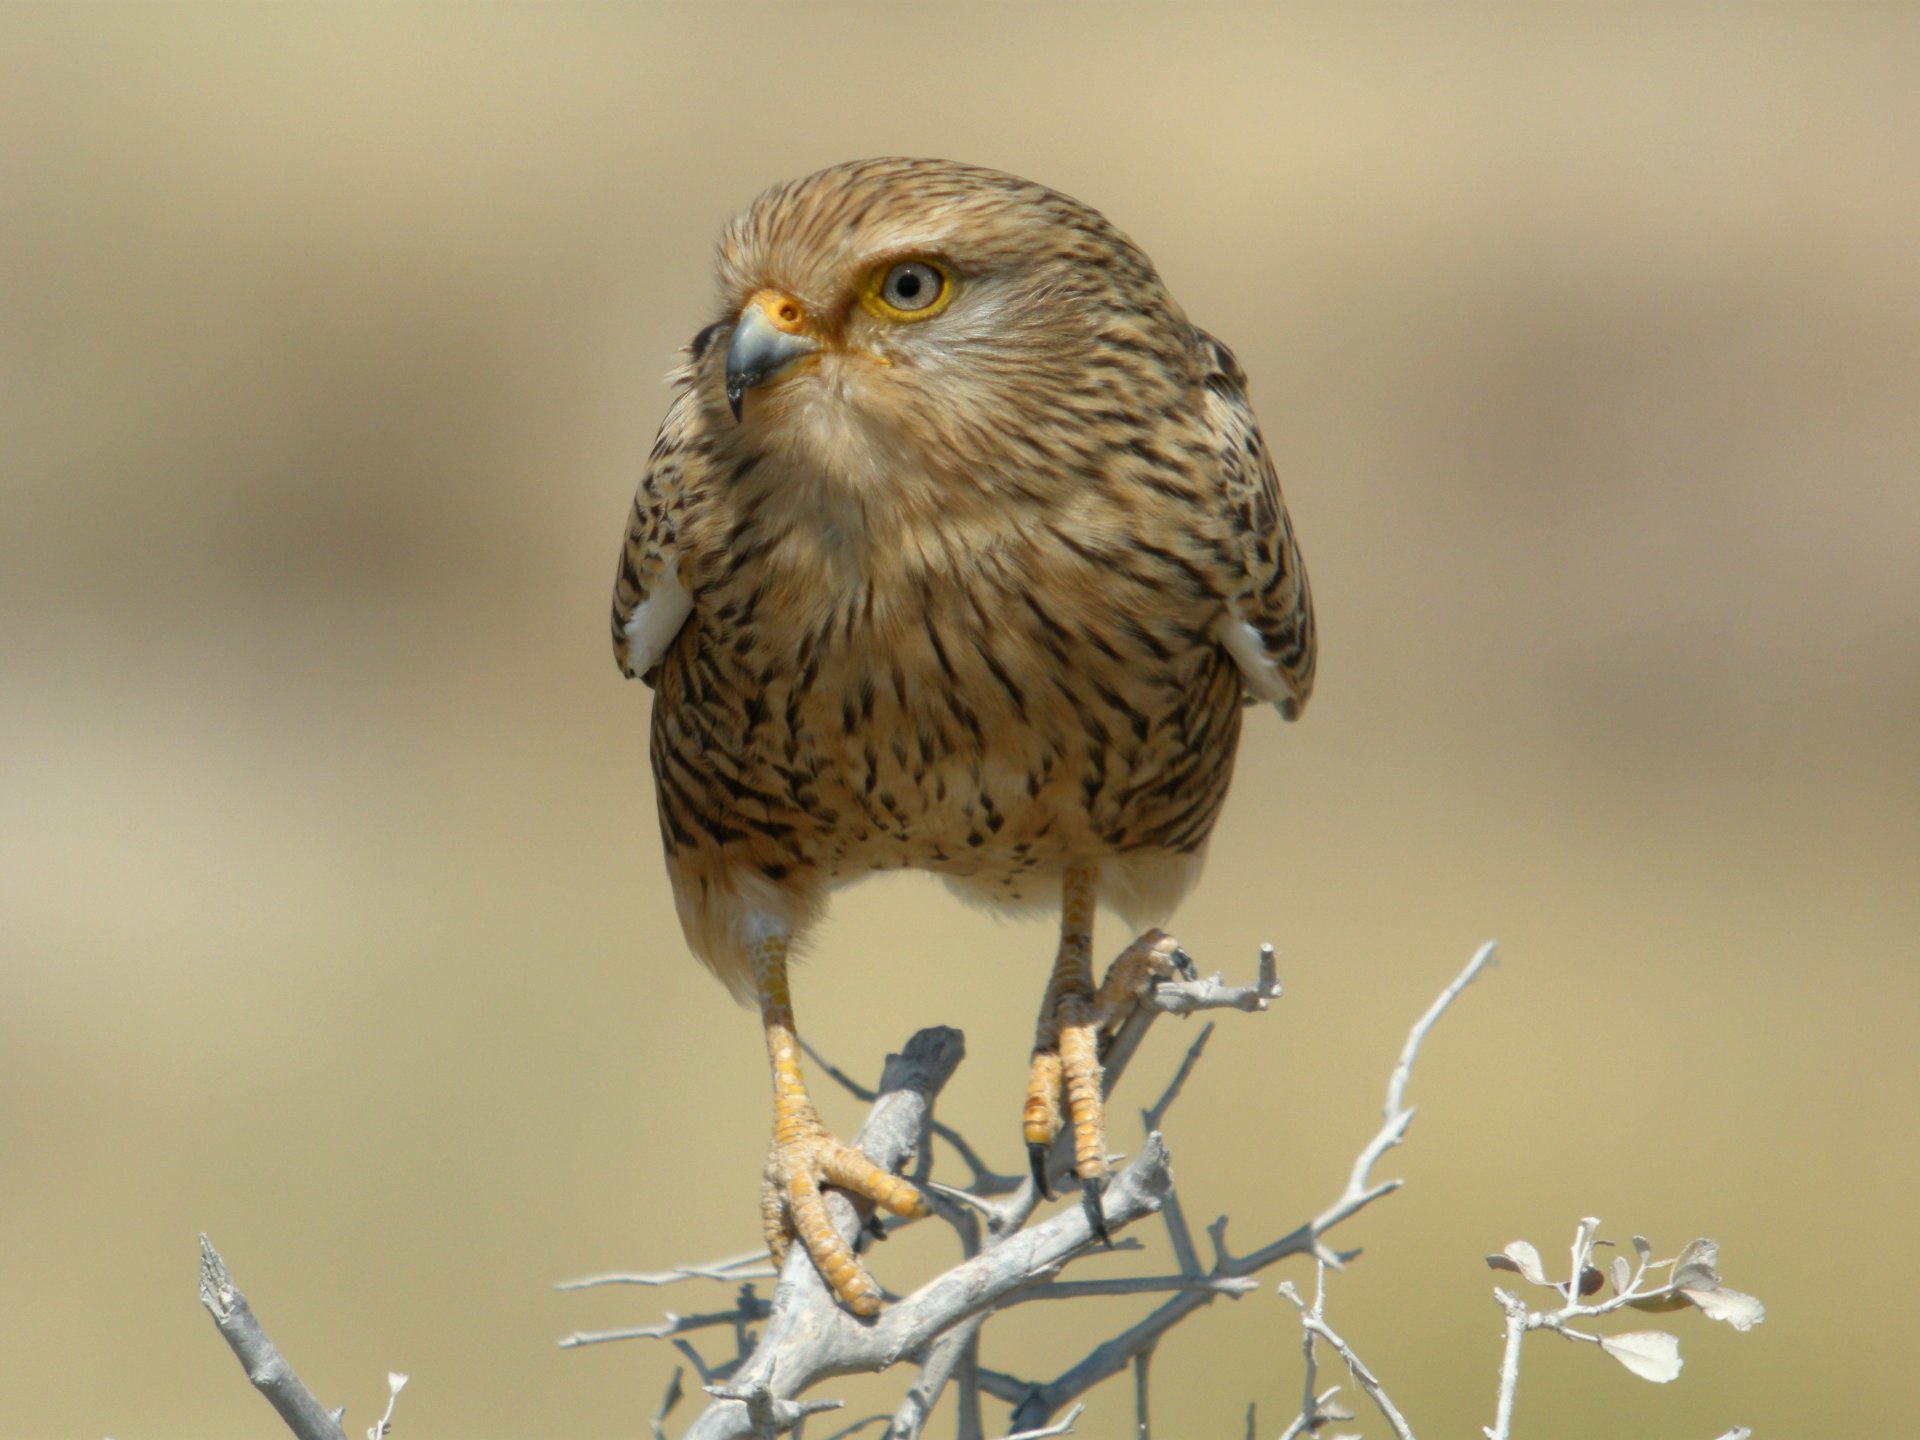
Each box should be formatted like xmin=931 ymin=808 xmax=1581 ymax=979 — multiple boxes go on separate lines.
xmin=766 ymin=1128 xmax=925 ymax=1316
xmin=1095 ymin=930 xmax=1194 ymax=1025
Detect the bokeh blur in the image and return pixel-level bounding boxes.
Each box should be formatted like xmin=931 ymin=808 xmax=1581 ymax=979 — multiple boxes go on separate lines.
xmin=3 ymin=4 xmax=1915 ymax=1436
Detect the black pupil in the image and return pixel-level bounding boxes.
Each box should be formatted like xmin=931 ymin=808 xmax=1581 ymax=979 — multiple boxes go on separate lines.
xmin=892 ymin=268 xmax=924 ymax=302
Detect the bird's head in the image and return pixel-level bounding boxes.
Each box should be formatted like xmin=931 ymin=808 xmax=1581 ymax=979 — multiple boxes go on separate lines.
xmin=694 ymin=158 xmax=1193 ymax=496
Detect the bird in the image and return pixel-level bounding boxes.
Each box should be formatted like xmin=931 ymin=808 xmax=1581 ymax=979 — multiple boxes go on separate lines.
xmin=610 ymin=158 xmax=1314 ymax=1316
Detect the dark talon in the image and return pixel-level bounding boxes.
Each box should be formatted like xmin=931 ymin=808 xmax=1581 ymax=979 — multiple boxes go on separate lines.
xmin=1028 ymin=1141 xmax=1057 ymax=1201
xmin=1171 ymin=946 xmax=1197 ymax=980
xmin=1080 ymin=1175 xmax=1112 ymax=1247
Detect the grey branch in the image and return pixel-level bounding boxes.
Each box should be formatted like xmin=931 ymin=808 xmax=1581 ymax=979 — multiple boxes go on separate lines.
xmin=1311 ymin=940 xmax=1497 ymax=1246
xmin=1001 ymin=943 xmax=1493 ymax=1433
xmin=197 ymin=1235 xmax=349 ymax=1440
xmin=1279 ymin=1267 xmax=1415 ymax=1440
xmin=997 ymin=1401 xmax=1084 ymax=1438
xmin=558 ymin=1249 xmax=775 ymax=1290
xmin=560 ymin=1293 xmax=772 ymax=1349
xmin=563 ymin=942 xmax=1492 ymax=1437
xmin=649 ymin=949 xmax=1279 ymax=1438
xmin=1139 ymin=943 xmax=1280 ymax=1016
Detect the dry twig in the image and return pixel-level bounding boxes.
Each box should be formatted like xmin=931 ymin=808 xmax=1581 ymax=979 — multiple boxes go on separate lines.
xmin=569 ymin=942 xmax=1491 ymax=1438
xmin=197 ymin=1236 xmax=348 ymax=1440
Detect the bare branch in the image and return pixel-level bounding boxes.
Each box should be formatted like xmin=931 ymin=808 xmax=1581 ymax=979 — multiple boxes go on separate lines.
xmin=197 ymin=1236 xmax=349 ymax=1440
xmin=557 ymin=1250 xmax=774 ymax=1290
xmin=1140 ymin=1024 xmax=1213 ymax=1280
xmin=1140 ymin=1022 xmax=1214 ymax=1135
xmin=802 ymin=1034 xmax=1019 ymax=1196
xmin=990 ymin=944 xmax=1279 ymax=1238
xmin=1001 ymin=946 xmax=1492 ymax=1432
xmin=678 ymin=1128 xmax=1172 ymax=1438
xmin=676 ymin=1028 xmax=974 ymax=1438
xmin=1138 ymin=945 xmax=1281 ymax=1016
xmin=702 ymin=1383 xmax=844 ymax=1437
xmin=1279 ymin=1269 xmax=1323 ymax=1440
xmin=1485 ymin=1290 xmax=1529 ymax=1440
xmin=1317 ymin=940 xmax=1496 ymax=1240
xmin=1278 ymin=1268 xmax=1414 ymax=1440
xmin=559 ymin=1294 xmax=771 ymax=1349
xmin=952 ymin=1330 xmax=986 ymax=1440
xmin=887 ymin=1314 xmax=990 ymax=1440
xmin=1276 ymin=1387 xmax=1350 ymax=1440
xmin=567 ymin=941 xmax=1496 ymax=1438
xmin=998 ymin=1401 xmax=1084 ymax=1439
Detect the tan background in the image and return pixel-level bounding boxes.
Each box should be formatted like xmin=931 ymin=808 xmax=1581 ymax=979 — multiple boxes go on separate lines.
xmin=3 ymin=4 xmax=1915 ymax=1437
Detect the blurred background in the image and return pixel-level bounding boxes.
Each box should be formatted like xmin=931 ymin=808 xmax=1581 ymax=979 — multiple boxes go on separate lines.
xmin=3 ymin=4 xmax=1915 ymax=1436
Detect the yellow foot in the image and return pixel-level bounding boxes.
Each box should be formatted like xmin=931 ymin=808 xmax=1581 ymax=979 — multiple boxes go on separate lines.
xmin=1024 ymin=929 xmax=1195 ymax=1236
xmin=1093 ymin=929 xmax=1196 ymax=1022
xmin=761 ymin=1110 xmax=927 ymax=1317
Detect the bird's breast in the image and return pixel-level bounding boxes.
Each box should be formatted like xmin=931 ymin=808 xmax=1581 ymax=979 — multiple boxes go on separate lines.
xmin=650 ymin=502 xmax=1245 ymax=896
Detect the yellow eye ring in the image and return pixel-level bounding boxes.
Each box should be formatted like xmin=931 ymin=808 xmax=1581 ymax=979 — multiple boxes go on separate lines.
xmin=860 ymin=259 xmax=953 ymax=322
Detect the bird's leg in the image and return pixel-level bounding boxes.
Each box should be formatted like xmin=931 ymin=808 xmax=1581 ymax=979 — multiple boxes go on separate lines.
xmin=752 ymin=928 xmax=926 ymax=1317
xmin=1024 ymin=867 xmax=1109 ymax=1233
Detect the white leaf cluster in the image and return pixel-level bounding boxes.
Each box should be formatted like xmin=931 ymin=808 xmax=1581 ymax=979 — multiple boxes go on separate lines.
xmin=1481 ymin=1218 xmax=1763 ymax=1437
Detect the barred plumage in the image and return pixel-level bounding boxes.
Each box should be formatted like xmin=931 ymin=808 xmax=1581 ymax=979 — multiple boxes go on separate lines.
xmin=611 ymin=158 xmax=1314 ymax=1312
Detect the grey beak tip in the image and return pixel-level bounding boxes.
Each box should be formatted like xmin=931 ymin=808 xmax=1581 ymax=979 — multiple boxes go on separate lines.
xmin=724 ymin=304 xmax=816 ymax=424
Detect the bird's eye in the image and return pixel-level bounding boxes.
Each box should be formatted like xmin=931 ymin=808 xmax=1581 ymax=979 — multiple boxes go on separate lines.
xmin=882 ymin=262 xmax=942 ymax=310
xmin=863 ymin=260 xmax=951 ymax=321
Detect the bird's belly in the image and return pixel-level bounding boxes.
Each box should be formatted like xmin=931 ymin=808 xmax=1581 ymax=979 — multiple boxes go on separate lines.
xmin=650 ymin=592 xmax=1246 ymax=902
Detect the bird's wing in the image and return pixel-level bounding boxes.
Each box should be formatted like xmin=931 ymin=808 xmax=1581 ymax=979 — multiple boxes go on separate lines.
xmin=1195 ymin=329 xmax=1317 ymax=718
xmin=611 ymin=339 xmax=714 ymax=685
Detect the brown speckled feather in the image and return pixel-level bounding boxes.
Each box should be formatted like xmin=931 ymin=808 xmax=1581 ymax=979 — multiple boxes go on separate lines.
xmin=610 ymin=158 xmax=1315 ymax=1000
xmin=1195 ymin=330 xmax=1317 ymax=718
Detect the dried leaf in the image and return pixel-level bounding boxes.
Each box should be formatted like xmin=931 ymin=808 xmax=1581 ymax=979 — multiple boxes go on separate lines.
xmin=1682 ymin=1284 xmax=1766 ymax=1331
xmin=1499 ymin=1240 xmax=1549 ymax=1286
xmin=1713 ymin=1429 xmax=1752 ymax=1440
xmin=1631 ymin=1235 xmax=1652 ymax=1265
xmin=1671 ymin=1238 xmax=1719 ymax=1287
xmin=1600 ymin=1329 xmax=1683 ymax=1383
xmin=1672 ymin=1262 xmax=1719 ymax=1291
xmin=1610 ymin=1256 xmax=1632 ymax=1296
xmin=1624 ymin=1290 xmax=1692 ymax=1313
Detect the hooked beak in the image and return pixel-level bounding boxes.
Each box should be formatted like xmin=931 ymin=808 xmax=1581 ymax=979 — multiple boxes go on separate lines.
xmin=725 ymin=290 xmax=820 ymax=421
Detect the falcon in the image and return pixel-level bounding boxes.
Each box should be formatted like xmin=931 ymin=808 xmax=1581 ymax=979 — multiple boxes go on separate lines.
xmin=611 ymin=158 xmax=1315 ymax=1314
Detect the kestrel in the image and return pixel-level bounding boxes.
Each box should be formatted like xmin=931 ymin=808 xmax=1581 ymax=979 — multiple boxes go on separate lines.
xmin=611 ymin=158 xmax=1314 ymax=1315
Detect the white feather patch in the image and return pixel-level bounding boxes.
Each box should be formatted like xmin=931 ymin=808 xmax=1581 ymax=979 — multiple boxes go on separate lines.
xmin=1214 ymin=607 xmax=1291 ymax=705
xmin=621 ymin=573 xmax=693 ymax=677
